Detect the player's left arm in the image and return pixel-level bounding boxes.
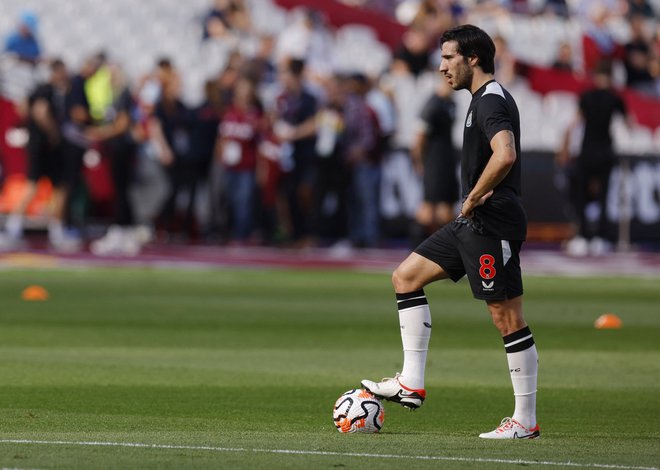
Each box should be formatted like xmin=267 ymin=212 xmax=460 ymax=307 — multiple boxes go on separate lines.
xmin=461 ymin=129 xmax=516 ymax=218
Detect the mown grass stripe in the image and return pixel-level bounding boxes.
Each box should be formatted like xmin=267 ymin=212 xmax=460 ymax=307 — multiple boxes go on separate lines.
xmin=0 ymin=439 xmax=657 ymax=470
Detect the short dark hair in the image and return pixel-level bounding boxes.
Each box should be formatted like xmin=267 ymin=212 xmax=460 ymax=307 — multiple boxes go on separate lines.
xmin=287 ymin=58 xmax=305 ymax=77
xmin=440 ymin=24 xmax=496 ymax=74
xmin=157 ymin=57 xmax=172 ymax=69
xmin=50 ymin=58 xmax=65 ymax=71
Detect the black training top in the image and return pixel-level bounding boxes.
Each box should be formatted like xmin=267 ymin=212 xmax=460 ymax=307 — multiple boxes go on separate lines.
xmin=461 ymin=79 xmax=527 ymax=241
xmin=578 ymin=88 xmax=626 ymax=161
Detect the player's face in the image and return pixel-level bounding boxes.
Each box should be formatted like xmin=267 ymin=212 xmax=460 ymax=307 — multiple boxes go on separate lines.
xmin=438 ymin=40 xmax=472 ymax=91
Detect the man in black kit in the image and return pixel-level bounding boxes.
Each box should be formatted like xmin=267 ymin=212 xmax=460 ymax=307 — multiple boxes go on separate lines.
xmin=362 ymin=25 xmax=539 ymax=439
xmin=570 ymin=60 xmax=628 ymax=256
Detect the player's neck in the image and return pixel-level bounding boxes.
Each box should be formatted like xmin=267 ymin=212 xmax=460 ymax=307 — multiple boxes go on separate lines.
xmin=470 ymin=72 xmax=495 ymax=95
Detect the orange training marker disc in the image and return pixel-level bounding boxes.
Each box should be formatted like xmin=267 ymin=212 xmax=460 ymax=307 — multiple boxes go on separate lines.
xmin=594 ymin=313 xmax=622 ymax=329
xmin=21 ymin=285 xmax=49 ymax=301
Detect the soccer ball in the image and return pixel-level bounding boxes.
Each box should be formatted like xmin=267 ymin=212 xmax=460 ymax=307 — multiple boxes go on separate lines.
xmin=333 ymin=389 xmax=385 ymax=433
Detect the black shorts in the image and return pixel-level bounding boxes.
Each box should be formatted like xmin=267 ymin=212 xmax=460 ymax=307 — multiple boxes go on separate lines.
xmin=414 ymin=219 xmax=523 ymax=301
xmin=26 ymin=132 xmax=64 ymax=185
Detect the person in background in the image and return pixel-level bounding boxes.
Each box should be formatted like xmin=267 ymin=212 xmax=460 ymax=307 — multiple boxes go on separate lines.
xmin=627 ymin=0 xmax=655 ymax=18
xmin=392 ymin=28 xmax=432 ymax=77
xmin=344 ymin=73 xmax=380 ymax=248
xmin=274 ymin=58 xmax=318 ymax=246
xmin=3 ymin=10 xmax=41 ymax=64
xmin=623 ymin=14 xmax=655 ymax=95
xmin=216 ymin=76 xmax=263 ymax=242
xmin=154 ymin=59 xmax=192 ymax=237
xmin=411 ymin=78 xmax=458 ymax=245
xmin=202 ymin=0 xmax=250 ymax=40
xmin=551 ymin=42 xmax=575 ymax=72
xmin=310 ymin=75 xmax=350 ymax=243
xmin=0 ymin=59 xmax=71 ymax=250
xmin=188 ymin=79 xmax=224 ymax=239
xmin=565 ymin=60 xmax=631 ymax=257
xmin=493 ymin=35 xmax=517 ymax=86
xmin=87 ymin=64 xmax=141 ymax=256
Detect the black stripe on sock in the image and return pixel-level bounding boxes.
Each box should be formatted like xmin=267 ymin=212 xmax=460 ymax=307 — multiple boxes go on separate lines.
xmin=502 ymin=326 xmax=532 ymax=345
xmin=397 ymin=297 xmax=428 ymax=310
xmin=505 ymin=336 xmax=535 ymax=353
xmin=396 ymin=290 xmax=425 ymax=301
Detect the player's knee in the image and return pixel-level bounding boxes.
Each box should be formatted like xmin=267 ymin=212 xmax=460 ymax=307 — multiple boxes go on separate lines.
xmin=392 ymin=267 xmax=417 ymax=293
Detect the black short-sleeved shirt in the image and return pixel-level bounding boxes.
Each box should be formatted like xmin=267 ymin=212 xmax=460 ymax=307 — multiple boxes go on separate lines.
xmin=419 ymin=94 xmax=458 ymax=203
xmin=578 ymin=88 xmax=626 ymax=161
xmin=461 ymin=80 xmax=526 ymax=241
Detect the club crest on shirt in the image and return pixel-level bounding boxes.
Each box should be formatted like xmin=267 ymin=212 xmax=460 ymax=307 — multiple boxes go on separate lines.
xmin=465 ymin=111 xmax=473 ymax=128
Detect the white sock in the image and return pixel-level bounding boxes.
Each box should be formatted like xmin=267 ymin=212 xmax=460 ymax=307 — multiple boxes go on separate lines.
xmin=5 ymin=214 xmax=23 ymax=238
xmin=397 ymin=289 xmax=431 ymax=390
xmin=503 ymin=326 xmax=538 ymax=429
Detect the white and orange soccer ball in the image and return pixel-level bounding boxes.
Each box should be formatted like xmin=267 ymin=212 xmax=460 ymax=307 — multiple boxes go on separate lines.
xmin=333 ymin=389 xmax=385 ymax=433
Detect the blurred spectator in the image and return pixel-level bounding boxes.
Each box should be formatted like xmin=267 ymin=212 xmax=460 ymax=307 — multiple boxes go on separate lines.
xmin=309 ymin=76 xmax=350 ymax=241
xmin=87 ymin=65 xmax=142 ymax=255
xmin=409 ymin=0 xmax=455 ymax=40
xmin=543 ymin=0 xmax=570 ymax=18
xmin=0 ymin=59 xmax=68 ymax=249
xmin=129 ymin=81 xmax=174 ymax=233
xmin=551 ymin=42 xmax=575 ymax=72
xmin=493 ymin=35 xmax=517 ymax=86
xmin=344 ymin=73 xmax=380 ymax=248
xmin=84 ymin=53 xmax=113 ymax=123
xmin=274 ymin=58 xmax=318 ymax=244
xmin=275 ymin=9 xmax=334 ymax=81
xmin=580 ymin=2 xmax=623 ymax=75
xmin=187 ymin=79 xmax=224 ymax=237
xmin=202 ymin=0 xmax=250 ymax=40
xmin=3 ymin=11 xmax=41 ymax=64
xmin=410 ymin=78 xmax=458 ymax=244
xmin=57 ymin=54 xmax=98 ymax=243
xmin=1 ymin=56 xmax=91 ymax=252
xmin=216 ymin=77 xmax=263 ymax=242
xmin=392 ymin=28 xmax=432 ymax=77
xmin=218 ymin=51 xmax=244 ymax=105
xmin=256 ymin=114 xmax=285 ymax=244
xmin=627 ymin=0 xmax=655 ymax=18
xmin=365 ymin=76 xmax=396 ymax=150
xmin=154 ymin=60 xmax=192 ymax=236
xmin=567 ymin=60 xmax=631 ymax=256
xmin=623 ymin=15 xmax=655 ymax=95
xmin=555 ymin=116 xmax=584 ymax=250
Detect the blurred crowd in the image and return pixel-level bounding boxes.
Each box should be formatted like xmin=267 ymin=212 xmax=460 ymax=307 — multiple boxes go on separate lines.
xmin=0 ymin=0 xmax=658 ymax=255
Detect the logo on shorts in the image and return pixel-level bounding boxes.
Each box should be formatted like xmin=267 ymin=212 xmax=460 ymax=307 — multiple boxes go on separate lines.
xmin=482 ymin=281 xmax=494 ymax=290
xmin=465 ymin=111 xmax=473 ymax=128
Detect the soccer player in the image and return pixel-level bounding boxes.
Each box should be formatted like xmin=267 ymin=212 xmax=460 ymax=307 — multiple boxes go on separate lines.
xmin=361 ymin=24 xmax=539 ymax=440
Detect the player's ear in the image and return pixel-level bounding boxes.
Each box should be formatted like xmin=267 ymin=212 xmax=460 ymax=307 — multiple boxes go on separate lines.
xmin=468 ymin=55 xmax=479 ymax=68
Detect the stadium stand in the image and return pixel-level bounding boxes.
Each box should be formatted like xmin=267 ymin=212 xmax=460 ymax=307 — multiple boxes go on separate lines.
xmin=0 ymin=0 xmax=659 ymax=251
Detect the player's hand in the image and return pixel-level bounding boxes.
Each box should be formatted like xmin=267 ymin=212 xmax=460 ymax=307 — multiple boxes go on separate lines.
xmin=460 ymin=190 xmax=493 ymax=219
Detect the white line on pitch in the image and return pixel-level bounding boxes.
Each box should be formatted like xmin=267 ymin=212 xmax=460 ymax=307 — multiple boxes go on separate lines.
xmin=0 ymin=439 xmax=657 ymax=470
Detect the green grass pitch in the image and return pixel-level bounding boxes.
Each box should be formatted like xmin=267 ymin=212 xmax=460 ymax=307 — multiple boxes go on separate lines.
xmin=0 ymin=267 xmax=658 ymax=469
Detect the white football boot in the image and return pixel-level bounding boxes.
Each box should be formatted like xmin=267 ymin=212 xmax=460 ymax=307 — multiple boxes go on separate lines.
xmin=361 ymin=373 xmax=426 ymax=410
xmin=479 ymin=417 xmax=540 ymax=439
